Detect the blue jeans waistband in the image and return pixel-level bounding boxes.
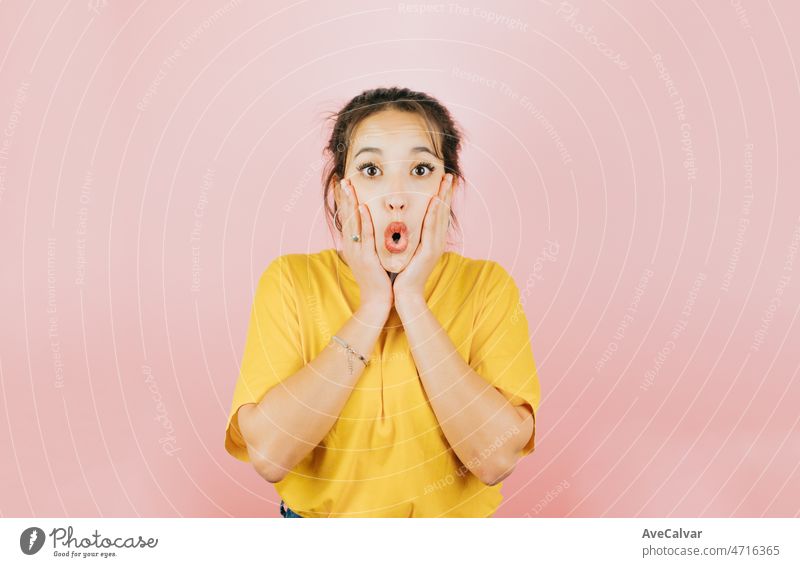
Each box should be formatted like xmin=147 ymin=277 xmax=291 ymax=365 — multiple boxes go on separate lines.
xmin=280 ymin=499 xmax=303 ymax=518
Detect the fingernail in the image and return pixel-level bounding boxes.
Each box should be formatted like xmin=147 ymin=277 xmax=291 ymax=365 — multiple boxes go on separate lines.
xmin=341 ymin=179 xmax=350 ymax=196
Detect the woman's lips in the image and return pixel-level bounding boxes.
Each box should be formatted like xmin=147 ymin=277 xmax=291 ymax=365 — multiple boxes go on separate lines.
xmin=384 ymin=221 xmax=408 ymax=253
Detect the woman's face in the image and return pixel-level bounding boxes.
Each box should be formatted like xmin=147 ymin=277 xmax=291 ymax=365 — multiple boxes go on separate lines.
xmin=341 ymin=109 xmax=446 ymax=273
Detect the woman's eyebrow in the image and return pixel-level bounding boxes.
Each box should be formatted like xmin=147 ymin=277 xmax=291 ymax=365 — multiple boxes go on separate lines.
xmin=353 ymin=146 xmax=437 ymax=159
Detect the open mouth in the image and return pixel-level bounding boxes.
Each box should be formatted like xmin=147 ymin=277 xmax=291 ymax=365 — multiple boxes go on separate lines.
xmin=384 ymin=221 xmax=408 ymax=253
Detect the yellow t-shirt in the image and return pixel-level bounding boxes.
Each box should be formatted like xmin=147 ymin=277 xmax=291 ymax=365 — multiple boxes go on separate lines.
xmin=225 ymin=248 xmax=541 ymax=517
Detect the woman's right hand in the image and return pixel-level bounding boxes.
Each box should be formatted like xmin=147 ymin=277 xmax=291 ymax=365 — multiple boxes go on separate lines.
xmin=336 ymin=177 xmax=394 ymax=314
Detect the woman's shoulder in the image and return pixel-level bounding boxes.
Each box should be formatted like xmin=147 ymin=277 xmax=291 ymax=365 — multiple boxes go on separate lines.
xmin=262 ymin=249 xmax=338 ymax=271
xmin=441 ymin=251 xmax=511 ymax=284
xmin=257 ymin=249 xmax=342 ymax=288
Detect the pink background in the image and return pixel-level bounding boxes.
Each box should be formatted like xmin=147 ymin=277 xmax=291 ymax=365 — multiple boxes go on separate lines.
xmin=1 ymin=0 xmax=799 ymax=517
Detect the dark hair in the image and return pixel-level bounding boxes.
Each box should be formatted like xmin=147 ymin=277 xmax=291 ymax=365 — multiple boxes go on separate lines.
xmin=321 ymin=86 xmax=466 ymax=244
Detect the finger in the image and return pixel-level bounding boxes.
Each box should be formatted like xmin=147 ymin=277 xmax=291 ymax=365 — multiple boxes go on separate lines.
xmin=420 ymin=195 xmax=440 ymax=245
xmin=423 ymin=175 xmax=447 ymax=227
xmin=347 ymin=179 xmax=362 ymax=238
xmin=333 ymin=180 xmax=341 ymax=227
xmin=443 ymin=173 xmax=454 ymax=209
xmin=359 ymin=203 xmax=376 ymax=253
xmin=431 ymin=173 xmax=447 ymax=210
xmin=433 ymin=174 xmax=443 ymax=204
xmin=438 ymin=174 xmax=453 ymax=224
xmin=340 ymin=178 xmax=361 ymax=243
xmin=338 ymin=179 xmax=353 ymax=245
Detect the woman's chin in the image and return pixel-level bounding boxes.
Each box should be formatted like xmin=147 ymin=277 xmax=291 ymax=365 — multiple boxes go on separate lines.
xmin=380 ymin=251 xmax=410 ymax=273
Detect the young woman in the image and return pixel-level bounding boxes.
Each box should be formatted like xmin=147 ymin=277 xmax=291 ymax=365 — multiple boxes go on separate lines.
xmin=225 ymin=87 xmax=541 ymax=517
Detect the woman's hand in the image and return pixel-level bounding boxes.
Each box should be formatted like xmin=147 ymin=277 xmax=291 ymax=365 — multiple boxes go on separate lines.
xmin=393 ymin=173 xmax=454 ymax=311
xmin=336 ymin=177 xmax=394 ymax=314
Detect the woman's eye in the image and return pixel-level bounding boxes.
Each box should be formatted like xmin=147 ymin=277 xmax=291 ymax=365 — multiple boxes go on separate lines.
xmin=357 ymin=162 xmax=381 ymax=177
xmin=412 ymin=163 xmax=435 ymax=176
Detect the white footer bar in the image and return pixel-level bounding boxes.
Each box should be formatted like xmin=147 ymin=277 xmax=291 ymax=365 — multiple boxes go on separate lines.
xmin=2 ymin=518 xmax=797 ymax=566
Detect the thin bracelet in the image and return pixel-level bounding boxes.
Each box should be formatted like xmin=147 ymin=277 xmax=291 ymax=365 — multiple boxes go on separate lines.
xmin=331 ymin=335 xmax=370 ymax=374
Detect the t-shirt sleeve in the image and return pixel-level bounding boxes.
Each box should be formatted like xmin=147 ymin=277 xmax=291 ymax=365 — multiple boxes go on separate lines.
xmin=468 ymin=261 xmax=541 ymax=457
xmin=224 ymin=256 xmax=304 ymax=463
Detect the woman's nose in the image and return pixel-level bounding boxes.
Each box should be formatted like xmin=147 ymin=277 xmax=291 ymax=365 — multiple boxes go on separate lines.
xmin=385 ymin=183 xmax=406 ymax=211
xmin=386 ymin=195 xmax=406 ymax=211
xmin=385 ymin=192 xmax=406 ymax=211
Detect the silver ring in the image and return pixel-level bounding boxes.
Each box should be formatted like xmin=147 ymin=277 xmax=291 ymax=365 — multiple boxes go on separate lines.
xmin=351 ymin=234 xmax=360 ymax=242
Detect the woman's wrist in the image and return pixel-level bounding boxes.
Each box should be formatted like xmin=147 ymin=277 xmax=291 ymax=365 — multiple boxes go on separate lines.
xmin=356 ymin=300 xmax=392 ymax=323
xmin=394 ymin=293 xmax=428 ymax=319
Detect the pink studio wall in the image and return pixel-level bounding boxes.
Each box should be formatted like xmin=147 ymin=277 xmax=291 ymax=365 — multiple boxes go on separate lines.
xmin=1 ymin=0 xmax=798 ymax=517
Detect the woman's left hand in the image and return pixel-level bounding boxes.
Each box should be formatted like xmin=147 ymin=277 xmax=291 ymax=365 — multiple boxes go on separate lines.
xmin=393 ymin=173 xmax=454 ymax=309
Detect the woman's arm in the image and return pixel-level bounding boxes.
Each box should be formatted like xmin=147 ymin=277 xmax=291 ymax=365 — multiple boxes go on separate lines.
xmin=237 ymin=302 xmax=389 ymax=483
xmin=395 ymin=295 xmax=534 ymax=486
